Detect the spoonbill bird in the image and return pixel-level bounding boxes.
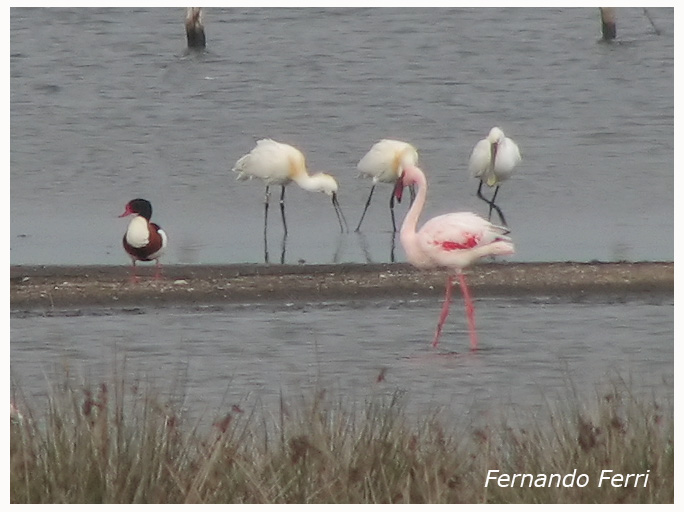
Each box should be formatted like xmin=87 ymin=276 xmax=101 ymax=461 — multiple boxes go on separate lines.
xmin=355 ymin=139 xmax=419 ymax=232
xmin=119 ymin=198 xmax=168 ymax=282
xmin=468 ymin=126 xmax=521 ymax=227
xmin=395 ymin=165 xmax=514 ymax=350
xmin=232 ymin=139 xmax=348 ymax=237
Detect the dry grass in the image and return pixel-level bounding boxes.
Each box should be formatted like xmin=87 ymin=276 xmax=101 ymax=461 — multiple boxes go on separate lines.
xmin=10 ymin=377 xmax=673 ymax=504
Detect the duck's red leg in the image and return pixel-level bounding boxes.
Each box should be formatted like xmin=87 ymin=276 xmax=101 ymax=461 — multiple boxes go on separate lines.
xmin=129 ymin=261 xmax=140 ymax=283
xmin=154 ymin=259 xmax=164 ymax=280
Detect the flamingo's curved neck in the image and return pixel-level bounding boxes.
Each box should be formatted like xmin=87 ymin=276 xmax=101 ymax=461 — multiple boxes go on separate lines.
xmin=399 ymin=167 xmax=432 ymax=268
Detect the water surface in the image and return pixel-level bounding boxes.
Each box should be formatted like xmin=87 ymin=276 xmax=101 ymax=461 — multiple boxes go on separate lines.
xmin=10 ymin=8 xmax=673 ymax=425
xmin=10 ymin=7 xmax=674 ymax=266
xmin=11 ymin=296 xmax=673 ymax=424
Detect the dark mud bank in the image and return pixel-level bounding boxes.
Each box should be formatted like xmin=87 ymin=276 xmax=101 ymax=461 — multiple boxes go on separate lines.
xmin=10 ymin=262 xmax=673 ymax=311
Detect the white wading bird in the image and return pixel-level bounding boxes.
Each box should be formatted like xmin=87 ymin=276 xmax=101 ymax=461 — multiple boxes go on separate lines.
xmin=355 ymin=139 xmax=419 ymax=232
xmin=468 ymin=127 xmax=521 ymax=227
xmin=232 ymin=139 xmax=348 ymax=237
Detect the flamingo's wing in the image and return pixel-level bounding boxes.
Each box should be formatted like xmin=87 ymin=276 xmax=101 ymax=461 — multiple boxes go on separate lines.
xmin=419 ymin=212 xmax=492 ymax=250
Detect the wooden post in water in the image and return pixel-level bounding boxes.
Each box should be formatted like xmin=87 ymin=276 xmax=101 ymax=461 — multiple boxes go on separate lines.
xmin=185 ymin=7 xmax=206 ymax=49
xmin=599 ymin=7 xmax=616 ymax=40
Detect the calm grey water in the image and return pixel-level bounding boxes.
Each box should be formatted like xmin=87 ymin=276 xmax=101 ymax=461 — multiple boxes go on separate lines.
xmin=10 ymin=7 xmax=673 ymax=265
xmin=11 ymin=296 xmax=673 ymax=423
xmin=10 ymin=8 xmax=673 ymax=421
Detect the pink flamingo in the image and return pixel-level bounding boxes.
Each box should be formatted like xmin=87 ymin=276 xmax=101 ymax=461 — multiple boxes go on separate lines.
xmin=394 ymin=165 xmax=515 ymax=350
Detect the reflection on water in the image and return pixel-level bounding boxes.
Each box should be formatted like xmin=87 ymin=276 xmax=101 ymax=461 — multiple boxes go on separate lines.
xmin=10 ymin=296 xmax=673 ymax=424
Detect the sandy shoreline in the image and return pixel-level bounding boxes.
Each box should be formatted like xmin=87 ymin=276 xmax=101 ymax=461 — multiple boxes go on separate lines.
xmin=9 ymin=261 xmax=673 ymax=311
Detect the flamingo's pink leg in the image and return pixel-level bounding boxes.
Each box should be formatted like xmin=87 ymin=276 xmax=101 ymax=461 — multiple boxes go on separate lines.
xmin=432 ymin=275 xmax=454 ymax=348
xmin=458 ymin=272 xmax=478 ymax=351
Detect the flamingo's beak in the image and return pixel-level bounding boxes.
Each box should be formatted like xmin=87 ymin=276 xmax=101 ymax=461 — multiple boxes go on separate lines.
xmin=393 ymin=173 xmax=405 ymax=203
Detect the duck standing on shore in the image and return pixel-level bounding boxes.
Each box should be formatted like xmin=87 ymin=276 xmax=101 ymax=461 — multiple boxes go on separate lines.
xmin=119 ymin=198 xmax=167 ymax=282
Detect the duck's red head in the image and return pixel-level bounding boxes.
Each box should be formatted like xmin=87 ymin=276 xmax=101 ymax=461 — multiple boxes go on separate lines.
xmin=119 ymin=198 xmax=153 ymax=220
